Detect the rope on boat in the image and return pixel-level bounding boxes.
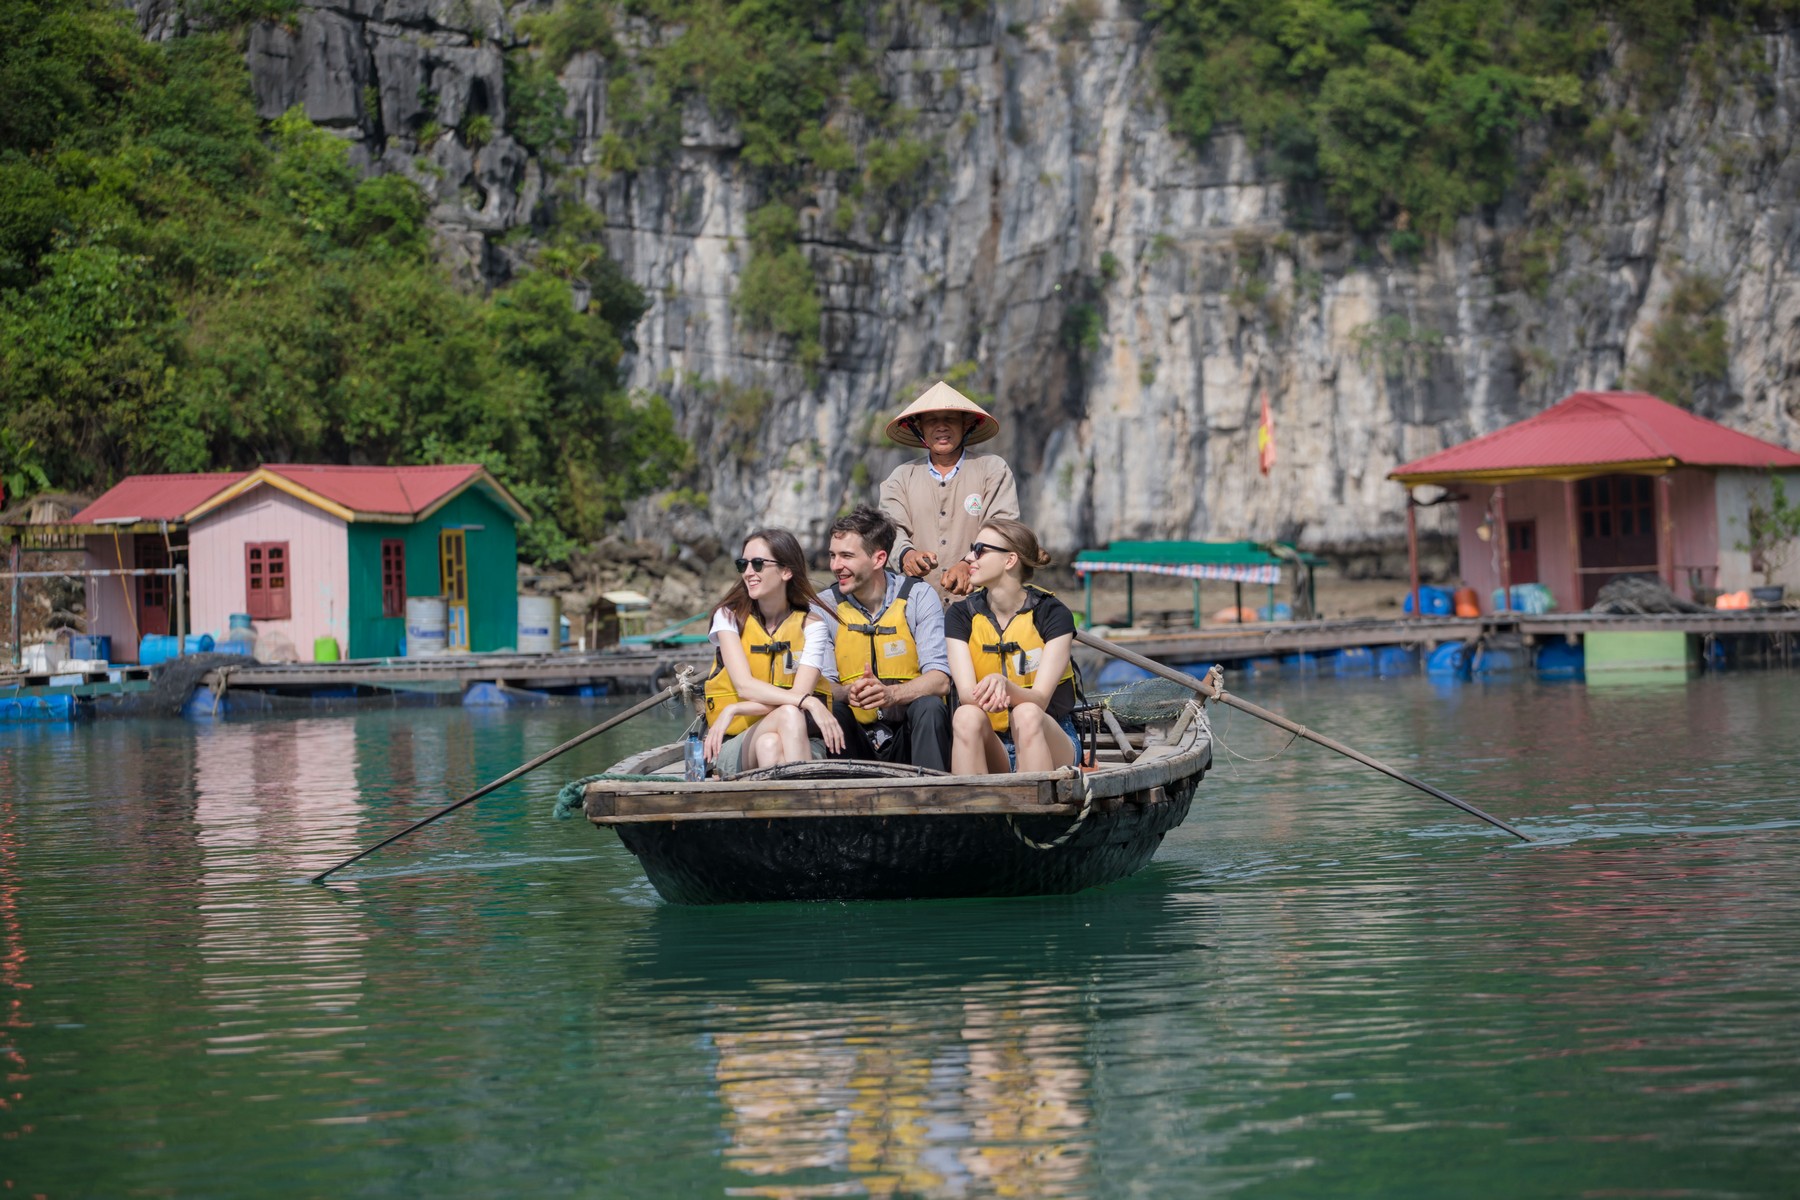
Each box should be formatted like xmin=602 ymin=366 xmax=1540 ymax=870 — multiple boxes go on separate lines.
xmin=553 ymin=668 xmax=702 ymax=819
xmin=553 ymin=772 xmax=681 ymax=819
xmin=1006 ymin=766 xmax=1096 ymax=851
xmin=1212 ymin=696 xmax=1302 ymax=770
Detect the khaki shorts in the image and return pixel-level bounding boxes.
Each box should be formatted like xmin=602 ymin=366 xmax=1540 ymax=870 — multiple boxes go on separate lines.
xmin=715 ymin=724 xmax=826 ymax=777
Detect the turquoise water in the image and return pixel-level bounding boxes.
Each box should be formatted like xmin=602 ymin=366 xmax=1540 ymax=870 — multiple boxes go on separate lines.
xmin=3 ymin=671 xmax=1798 ymax=1197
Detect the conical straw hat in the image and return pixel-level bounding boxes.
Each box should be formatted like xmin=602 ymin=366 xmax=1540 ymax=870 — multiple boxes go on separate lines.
xmin=884 ymin=381 xmax=1000 ymax=449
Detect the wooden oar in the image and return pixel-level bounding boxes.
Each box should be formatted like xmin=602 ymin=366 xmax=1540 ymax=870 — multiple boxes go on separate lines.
xmin=1075 ymin=630 xmax=1533 ymax=842
xmin=310 ymin=678 xmax=690 ymax=884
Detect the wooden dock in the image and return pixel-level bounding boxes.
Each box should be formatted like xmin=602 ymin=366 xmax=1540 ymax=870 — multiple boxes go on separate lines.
xmin=192 ymin=646 xmax=715 ymax=696
xmin=4 ymin=608 xmax=1792 ymax=721
xmin=1074 ymin=610 xmax=1800 ymax=672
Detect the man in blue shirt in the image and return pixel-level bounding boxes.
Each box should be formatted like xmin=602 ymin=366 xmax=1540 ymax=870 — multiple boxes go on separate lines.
xmin=817 ymin=506 xmax=952 ymax=772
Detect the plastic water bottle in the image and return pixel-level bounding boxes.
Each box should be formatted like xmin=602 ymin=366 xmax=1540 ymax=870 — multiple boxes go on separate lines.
xmin=684 ymin=731 xmax=706 ymax=781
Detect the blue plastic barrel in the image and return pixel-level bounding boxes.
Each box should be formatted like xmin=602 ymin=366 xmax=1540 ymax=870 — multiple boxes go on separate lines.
xmin=1334 ymin=647 xmax=1375 ymax=676
xmin=1473 ymin=647 xmax=1520 ymax=674
xmin=1280 ymin=652 xmax=1320 ymax=674
xmin=228 ymin=613 xmax=254 ymax=631
xmin=1376 ymin=645 xmax=1418 ymax=676
xmin=1535 ymin=638 xmax=1585 ymax=679
xmin=1426 ymin=642 xmax=1469 ymax=678
xmin=1095 ymin=659 xmax=1154 ymax=690
xmin=1402 ymin=586 xmax=1454 ymax=615
xmin=70 ymin=634 xmax=112 ymax=662
xmin=139 ymin=633 xmax=216 ymax=665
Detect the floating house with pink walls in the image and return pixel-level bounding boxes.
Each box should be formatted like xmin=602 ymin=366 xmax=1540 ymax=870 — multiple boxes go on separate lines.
xmin=66 ymin=465 xmax=528 ymax=662
xmin=1390 ymin=392 xmax=1800 ymax=611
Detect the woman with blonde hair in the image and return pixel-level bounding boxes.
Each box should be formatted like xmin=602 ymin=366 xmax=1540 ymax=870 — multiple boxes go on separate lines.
xmin=701 ymin=528 xmax=845 ymax=775
xmin=943 ymin=517 xmax=1081 ymax=775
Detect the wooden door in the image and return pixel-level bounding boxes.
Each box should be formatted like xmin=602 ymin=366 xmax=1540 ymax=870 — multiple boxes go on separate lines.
xmin=135 ymin=535 xmax=170 ymax=637
xmin=1577 ymin=474 xmax=1658 ymax=606
xmin=1506 ymin=520 xmax=1539 ymax=585
xmin=439 ymin=529 xmax=469 ymax=652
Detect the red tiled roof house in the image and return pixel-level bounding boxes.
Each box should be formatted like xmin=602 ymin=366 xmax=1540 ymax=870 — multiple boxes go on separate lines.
xmin=1389 ymin=392 xmax=1800 ymax=610
xmin=72 ymin=465 xmax=527 ymax=661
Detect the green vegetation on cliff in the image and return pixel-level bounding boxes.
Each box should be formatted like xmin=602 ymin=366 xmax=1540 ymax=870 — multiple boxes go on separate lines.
xmin=0 ymin=0 xmax=683 ymax=561
xmin=1144 ymin=0 xmax=1797 ymax=233
xmin=515 ymin=0 xmax=933 ymax=370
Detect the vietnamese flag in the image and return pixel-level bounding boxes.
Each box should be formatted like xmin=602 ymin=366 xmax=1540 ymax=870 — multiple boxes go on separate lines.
xmin=1257 ymin=390 xmax=1275 ymax=476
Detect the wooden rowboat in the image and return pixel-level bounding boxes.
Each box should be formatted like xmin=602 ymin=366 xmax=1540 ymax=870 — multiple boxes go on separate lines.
xmin=578 ymin=701 xmax=1213 ymax=904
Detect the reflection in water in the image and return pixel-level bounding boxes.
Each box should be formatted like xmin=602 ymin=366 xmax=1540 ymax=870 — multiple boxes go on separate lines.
xmin=193 ymin=720 xmax=368 ymax=1061
xmin=3 ymin=679 xmax=1800 ymax=1198
xmin=710 ymin=986 xmax=1092 ymax=1199
xmin=625 ymin=894 xmax=1204 ymax=1200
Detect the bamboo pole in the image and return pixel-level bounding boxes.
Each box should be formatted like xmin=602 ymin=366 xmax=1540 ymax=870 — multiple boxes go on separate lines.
xmin=1077 ymin=630 xmax=1533 ymax=842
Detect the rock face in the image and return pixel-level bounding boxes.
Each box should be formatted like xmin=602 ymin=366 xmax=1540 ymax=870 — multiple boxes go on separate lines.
xmin=156 ymin=1 xmax=1800 ymax=560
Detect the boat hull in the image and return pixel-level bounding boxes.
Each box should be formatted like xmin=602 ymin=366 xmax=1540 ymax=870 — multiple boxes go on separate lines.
xmin=607 ymin=776 xmax=1198 ymax=904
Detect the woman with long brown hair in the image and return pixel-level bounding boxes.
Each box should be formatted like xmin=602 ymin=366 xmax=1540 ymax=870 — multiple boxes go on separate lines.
xmin=944 ymin=517 xmax=1081 ymax=775
xmin=701 ymin=528 xmax=844 ymax=775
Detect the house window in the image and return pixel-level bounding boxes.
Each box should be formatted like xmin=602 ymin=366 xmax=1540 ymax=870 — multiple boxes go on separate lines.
xmin=381 ymin=539 xmax=406 ymax=618
xmin=246 ymin=542 xmax=291 ymax=620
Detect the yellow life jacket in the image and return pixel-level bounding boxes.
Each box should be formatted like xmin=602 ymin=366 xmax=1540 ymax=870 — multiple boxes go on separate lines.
xmin=825 ymin=575 xmax=923 ymax=725
xmin=966 ymin=585 xmax=1078 ymax=733
xmin=703 ymin=608 xmax=810 ymax=736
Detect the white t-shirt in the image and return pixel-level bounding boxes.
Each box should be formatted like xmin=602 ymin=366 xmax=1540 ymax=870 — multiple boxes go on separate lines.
xmin=709 ymin=606 xmax=831 ymax=673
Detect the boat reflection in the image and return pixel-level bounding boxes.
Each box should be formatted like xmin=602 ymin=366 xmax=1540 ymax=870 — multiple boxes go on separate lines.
xmin=620 ymin=883 xmax=1208 ymax=1198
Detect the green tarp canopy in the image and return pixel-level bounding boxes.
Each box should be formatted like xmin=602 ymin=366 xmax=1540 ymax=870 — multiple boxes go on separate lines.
xmin=1072 ymin=541 xmax=1326 ymax=626
xmin=1073 ymin=540 xmax=1322 ymax=583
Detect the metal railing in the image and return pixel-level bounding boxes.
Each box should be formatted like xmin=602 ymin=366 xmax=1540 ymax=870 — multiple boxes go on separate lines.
xmin=2 ymin=564 xmax=187 ymax=669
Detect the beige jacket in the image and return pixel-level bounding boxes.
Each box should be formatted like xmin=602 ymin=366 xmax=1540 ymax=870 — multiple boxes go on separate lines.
xmin=879 ymin=452 xmax=1020 ymax=596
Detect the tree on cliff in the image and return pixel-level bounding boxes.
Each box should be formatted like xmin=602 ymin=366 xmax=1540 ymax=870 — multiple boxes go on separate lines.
xmin=0 ymin=0 xmax=684 ymax=562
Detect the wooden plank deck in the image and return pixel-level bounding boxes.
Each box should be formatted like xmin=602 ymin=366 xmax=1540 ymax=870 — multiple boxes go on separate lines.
xmin=1078 ymin=611 xmax=1800 ymax=665
xmin=194 ymin=646 xmax=713 ymax=692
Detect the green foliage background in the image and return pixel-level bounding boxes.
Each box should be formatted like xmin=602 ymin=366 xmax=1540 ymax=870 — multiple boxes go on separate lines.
xmin=1144 ymin=0 xmax=1798 ymax=233
xmin=5 ymin=0 xmax=1795 ymax=540
xmin=0 ymin=0 xmax=684 ymax=562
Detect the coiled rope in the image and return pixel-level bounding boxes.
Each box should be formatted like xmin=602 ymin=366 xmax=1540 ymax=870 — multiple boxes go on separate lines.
xmin=1006 ymin=765 xmax=1097 ymax=851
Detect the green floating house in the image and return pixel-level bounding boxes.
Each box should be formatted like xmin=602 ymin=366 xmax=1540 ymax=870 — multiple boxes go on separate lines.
xmin=70 ymin=463 xmax=529 ymax=661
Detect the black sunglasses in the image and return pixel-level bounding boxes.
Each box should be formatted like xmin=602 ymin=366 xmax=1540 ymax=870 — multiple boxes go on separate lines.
xmin=735 ymin=556 xmax=775 ymax=573
xmin=968 ymin=542 xmax=1011 ymax=559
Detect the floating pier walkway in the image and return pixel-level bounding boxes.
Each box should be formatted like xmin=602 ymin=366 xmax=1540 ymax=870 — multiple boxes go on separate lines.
xmin=3 ymin=610 xmax=1793 ymax=721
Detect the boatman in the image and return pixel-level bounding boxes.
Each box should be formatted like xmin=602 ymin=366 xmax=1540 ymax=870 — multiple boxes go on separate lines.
xmin=817 ymin=505 xmax=953 ymax=772
xmin=879 ymin=380 xmax=1020 ymax=600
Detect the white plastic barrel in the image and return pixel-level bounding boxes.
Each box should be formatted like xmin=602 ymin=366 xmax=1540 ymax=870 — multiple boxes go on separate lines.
xmin=517 ymin=595 xmax=559 ymax=654
xmin=405 ymin=596 xmax=449 ymax=657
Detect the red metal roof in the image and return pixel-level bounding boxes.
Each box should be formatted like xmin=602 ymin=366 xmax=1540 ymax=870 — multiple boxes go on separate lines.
xmin=73 ymin=472 xmax=249 ymax=522
xmin=73 ymin=464 xmax=527 ymax=524
xmin=260 ymin=464 xmax=488 ymax=516
xmin=1391 ymin=392 xmax=1800 ymax=483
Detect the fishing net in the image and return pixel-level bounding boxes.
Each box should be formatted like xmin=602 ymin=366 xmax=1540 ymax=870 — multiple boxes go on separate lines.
xmin=1590 ymin=575 xmax=1709 ymax=614
xmin=146 ymin=652 xmax=250 ymax=716
xmin=1085 ymin=674 xmax=1211 ymax=725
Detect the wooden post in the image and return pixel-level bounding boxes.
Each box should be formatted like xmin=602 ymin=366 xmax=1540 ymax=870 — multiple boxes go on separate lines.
xmin=1083 ymin=571 xmax=1093 ymax=628
xmin=8 ymin=540 xmax=19 ymax=669
xmin=1126 ymin=573 xmax=1135 ymax=626
xmin=1406 ymin=488 xmax=1421 ymax=619
xmin=1234 ymin=580 xmax=1244 ymax=621
xmin=1657 ymin=474 xmax=1675 ymax=591
xmin=1495 ymin=485 xmax=1512 ymax=613
xmin=176 ymin=563 xmax=188 ymax=653
xmin=1191 ymin=578 xmax=1200 ymax=628
xmin=1564 ymin=480 xmax=1581 ymax=613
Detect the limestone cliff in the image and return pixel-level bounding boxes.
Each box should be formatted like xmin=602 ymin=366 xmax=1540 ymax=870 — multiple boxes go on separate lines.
xmin=146 ymin=0 xmax=1800 ymax=561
